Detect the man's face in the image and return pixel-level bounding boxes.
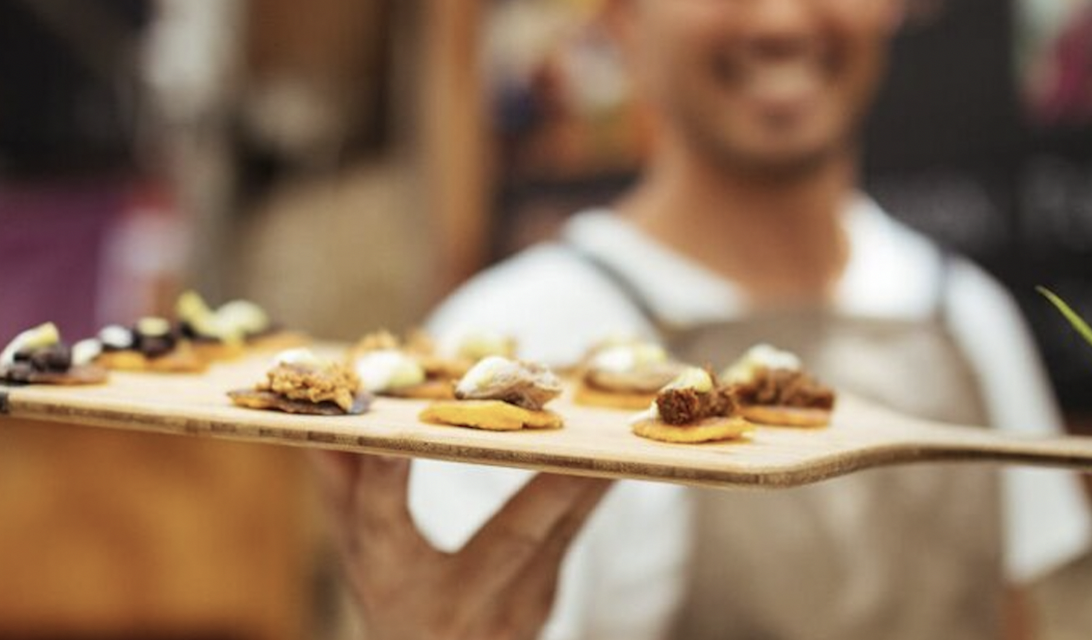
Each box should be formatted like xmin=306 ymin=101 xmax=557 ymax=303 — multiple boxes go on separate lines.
xmin=616 ymin=0 xmax=902 ymax=176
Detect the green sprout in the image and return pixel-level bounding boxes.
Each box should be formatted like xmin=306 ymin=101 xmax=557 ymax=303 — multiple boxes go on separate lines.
xmin=1038 ymin=287 xmax=1092 ymax=350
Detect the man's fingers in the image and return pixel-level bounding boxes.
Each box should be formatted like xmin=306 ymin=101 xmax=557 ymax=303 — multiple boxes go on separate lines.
xmin=309 ymin=450 xmax=358 ymax=490
xmin=347 ymin=454 xmax=434 ymax=564
xmin=457 ymin=474 xmax=612 ymax=605
xmin=472 ymin=481 xmax=608 ymax=639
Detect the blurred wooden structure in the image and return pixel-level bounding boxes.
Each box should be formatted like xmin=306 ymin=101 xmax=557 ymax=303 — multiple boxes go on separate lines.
xmin=0 ymin=419 xmax=311 ymax=639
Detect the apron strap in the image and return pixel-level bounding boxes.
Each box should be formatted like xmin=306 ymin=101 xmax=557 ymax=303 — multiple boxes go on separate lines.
xmin=564 ymin=242 xmax=671 ymax=332
xmin=933 ymin=246 xmax=957 ymax=328
xmin=566 ymin=240 xmax=957 ymax=331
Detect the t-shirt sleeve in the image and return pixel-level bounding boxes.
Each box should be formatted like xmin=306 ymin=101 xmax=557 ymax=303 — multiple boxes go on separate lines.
xmin=946 ymin=259 xmax=1092 ymax=583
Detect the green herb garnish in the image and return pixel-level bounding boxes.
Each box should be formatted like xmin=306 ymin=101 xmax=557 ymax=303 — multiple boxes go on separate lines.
xmin=1038 ymin=286 xmax=1092 ymax=350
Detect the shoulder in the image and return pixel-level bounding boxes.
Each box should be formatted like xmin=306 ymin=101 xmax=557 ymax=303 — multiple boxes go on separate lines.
xmin=943 ymin=256 xmax=1064 ymax=433
xmin=426 ymin=243 xmax=655 ymax=364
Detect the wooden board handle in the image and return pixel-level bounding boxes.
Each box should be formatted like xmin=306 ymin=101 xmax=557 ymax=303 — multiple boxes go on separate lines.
xmin=903 ymin=425 xmax=1092 ymax=471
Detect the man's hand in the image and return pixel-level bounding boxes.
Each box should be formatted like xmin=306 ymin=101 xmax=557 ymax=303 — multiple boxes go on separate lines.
xmin=311 ymin=451 xmax=612 ymax=640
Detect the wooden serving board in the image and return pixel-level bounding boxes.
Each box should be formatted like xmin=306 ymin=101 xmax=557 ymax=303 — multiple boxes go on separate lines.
xmin=2 ymin=350 xmax=1091 ymax=488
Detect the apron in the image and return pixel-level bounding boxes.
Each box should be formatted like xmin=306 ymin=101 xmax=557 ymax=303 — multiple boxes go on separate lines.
xmin=571 ymin=247 xmax=1005 ymax=640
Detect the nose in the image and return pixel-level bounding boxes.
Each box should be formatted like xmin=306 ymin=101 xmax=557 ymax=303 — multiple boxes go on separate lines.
xmin=742 ymin=0 xmax=817 ymax=58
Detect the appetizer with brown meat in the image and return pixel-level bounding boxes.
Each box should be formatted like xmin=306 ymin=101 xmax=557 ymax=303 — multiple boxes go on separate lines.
xmin=723 ymin=344 xmax=836 ymax=428
xmin=630 ymin=367 xmax=754 ymax=443
xmin=229 ymin=348 xmax=371 ymax=415
xmin=420 ymin=356 xmax=563 ymax=431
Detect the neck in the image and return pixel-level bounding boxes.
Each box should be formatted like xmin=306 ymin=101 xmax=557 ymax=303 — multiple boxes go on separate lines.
xmin=620 ymin=135 xmax=856 ymax=306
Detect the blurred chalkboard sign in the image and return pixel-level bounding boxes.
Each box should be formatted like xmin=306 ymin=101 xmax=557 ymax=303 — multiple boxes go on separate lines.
xmin=863 ymin=0 xmax=1092 ymax=412
xmin=0 ymin=0 xmax=148 ymax=178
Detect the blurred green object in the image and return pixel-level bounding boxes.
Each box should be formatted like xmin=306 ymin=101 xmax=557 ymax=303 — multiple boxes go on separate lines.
xmin=1039 ymin=287 xmax=1092 ymax=350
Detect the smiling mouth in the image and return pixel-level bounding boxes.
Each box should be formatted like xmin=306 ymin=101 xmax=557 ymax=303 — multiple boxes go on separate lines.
xmin=715 ymin=54 xmax=829 ymax=110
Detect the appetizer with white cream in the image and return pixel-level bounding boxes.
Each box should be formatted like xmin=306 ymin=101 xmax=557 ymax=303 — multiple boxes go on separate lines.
xmin=228 ymin=348 xmax=370 ymax=415
xmin=574 ymin=338 xmax=685 ymax=410
xmin=723 ymin=344 xmax=836 ymax=427
xmin=419 ymin=356 xmax=563 ymax=431
xmin=0 ymin=323 xmax=107 ymax=385
xmin=630 ymin=367 xmax=753 ymax=443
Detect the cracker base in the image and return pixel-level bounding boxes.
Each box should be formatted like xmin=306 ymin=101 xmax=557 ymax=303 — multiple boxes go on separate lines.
xmin=632 ymin=416 xmax=754 ymax=444
xmin=228 ymin=389 xmax=371 ymax=416
xmin=419 ymin=400 xmax=562 ymax=431
xmin=740 ymin=405 xmax=831 ymax=428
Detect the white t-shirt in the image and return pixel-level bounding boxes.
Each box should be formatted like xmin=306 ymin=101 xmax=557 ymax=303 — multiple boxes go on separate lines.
xmin=411 ymin=198 xmax=1091 ymax=640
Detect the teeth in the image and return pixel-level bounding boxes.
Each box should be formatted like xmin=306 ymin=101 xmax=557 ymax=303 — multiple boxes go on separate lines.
xmin=746 ymin=63 xmax=820 ymax=101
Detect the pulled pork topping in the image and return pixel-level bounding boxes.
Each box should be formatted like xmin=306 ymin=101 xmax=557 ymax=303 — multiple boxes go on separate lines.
xmin=260 ymin=362 xmax=361 ymax=412
xmin=733 ymin=367 xmax=836 ymax=410
xmin=655 ymin=384 xmax=738 ymax=426
xmin=455 ymin=356 xmax=561 ymax=411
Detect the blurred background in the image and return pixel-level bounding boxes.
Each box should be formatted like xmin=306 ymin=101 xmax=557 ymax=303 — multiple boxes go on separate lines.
xmin=0 ymin=0 xmax=1090 ymax=638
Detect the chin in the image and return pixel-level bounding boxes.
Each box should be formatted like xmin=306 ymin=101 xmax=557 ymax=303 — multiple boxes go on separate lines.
xmin=699 ymin=131 xmax=846 ymax=180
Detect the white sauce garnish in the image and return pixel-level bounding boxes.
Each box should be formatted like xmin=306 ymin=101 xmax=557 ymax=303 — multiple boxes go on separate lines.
xmin=355 ymin=350 xmax=425 ymax=392
xmin=591 ymin=343 xmax=667 ymax=373
xmin=723 ymin=344 xmax=801 ymax=383
xmin=217 ymin=300 xmax=270 ymax=336
xmin=99 ymin=324 xmax=133 ymax=350
xmin=72 ymin=339 xmax=103 ymax=366
xmin=1 ymin=323 xmax=60 ymax=366
xmin=137 ymin=317 xmax=171 ymax=337
xmin=275 ymin=348 xmax=322 ymax=368
xmin=456 ymin=355 xmax=516 ymax=395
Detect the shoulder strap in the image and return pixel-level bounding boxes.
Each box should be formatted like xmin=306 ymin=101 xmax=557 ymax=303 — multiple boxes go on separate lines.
xmin=933 ymin=246 xmax=957 ymax=328
xmin=562 ymin=242 xmax=669 ymax=331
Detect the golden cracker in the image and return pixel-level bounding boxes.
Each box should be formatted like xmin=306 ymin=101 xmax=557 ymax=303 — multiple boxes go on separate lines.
xmin=740 ymin=405 xmax=831 ymax=428
xmin=419 ymin=400 xmax=562 ymax=431
xmin=632 ymin=416 xmax=754 ymax=444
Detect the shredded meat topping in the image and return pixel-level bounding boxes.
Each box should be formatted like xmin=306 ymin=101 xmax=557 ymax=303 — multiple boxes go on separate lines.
xmin=455 ymin=361 xmax=561 ymax=411
xmin=260 ymin=362 xmax=361 ymax=412
xmin=733 ymin=367 xmax=835 ymax=410
xmin=655 ymin=385 xmax=738 ymax=426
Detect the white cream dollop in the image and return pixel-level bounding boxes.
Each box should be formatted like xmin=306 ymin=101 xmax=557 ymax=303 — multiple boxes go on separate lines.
xmin=591 ymin=343 xmax=667 ymax=373
xmin=99 ymin=324 xmax=133 ymax=350
xmin=72 ymin=339 xmax=103 ymax=366
xmin=1 ymin=322 xmax=61 ymax=366
xmin=275 ymin=348 xmax=323 ymax=368
xmin=137 ymin=316 xmax=172 ymax=337
xmin=355 ymin=349 xmax=426 ymax=392
xmin=665 ymin=366 xmax=714 ymax=393
xmin=723 ymin=343 xmax=801 ymax=384
xmin=456 ymin=355 xmax=517 ymax=395
xmin=629 ymin=402 xmax=660 ymax=425
xmin=217 ymin=299 xmax=271 ymax=337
